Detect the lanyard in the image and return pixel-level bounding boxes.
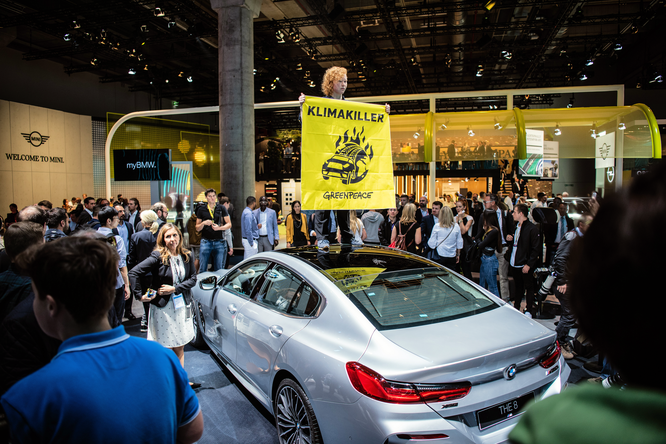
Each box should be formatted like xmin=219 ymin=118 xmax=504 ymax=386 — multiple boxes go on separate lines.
xmin=208 ymin=204 xmax=215 ymax=221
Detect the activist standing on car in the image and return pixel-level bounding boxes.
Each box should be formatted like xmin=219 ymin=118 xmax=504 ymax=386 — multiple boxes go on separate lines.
xmin=298 ymin=66 xmax=390 ymax=251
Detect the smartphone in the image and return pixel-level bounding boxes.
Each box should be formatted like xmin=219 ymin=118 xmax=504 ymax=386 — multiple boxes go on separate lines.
xmin=592 ymin=192 xmax=598 ymax=199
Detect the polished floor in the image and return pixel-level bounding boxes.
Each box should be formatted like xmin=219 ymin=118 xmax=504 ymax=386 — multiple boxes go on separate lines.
xmin=123 ymin=289 xmax=601 ymax=444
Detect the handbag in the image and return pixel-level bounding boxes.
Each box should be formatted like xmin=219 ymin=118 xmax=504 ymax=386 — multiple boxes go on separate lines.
xmin=464 ymin=238 xmax=481 ymax=263
xmin=391 ymin=222 xmax=416 ymax=250
xmin=427 ymin=226 xmax=454 ymax=261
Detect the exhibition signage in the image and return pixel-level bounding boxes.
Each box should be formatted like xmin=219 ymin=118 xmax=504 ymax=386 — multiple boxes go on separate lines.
xmin=113 ymin=149 xmax=171 ymax=181
xmin=519 ymin=129 xmax=544 ymax=177
xmin=300 ymin=97 xmax=394 ymax=210
xmin=595 ymin=132 xmax=615 ymax=169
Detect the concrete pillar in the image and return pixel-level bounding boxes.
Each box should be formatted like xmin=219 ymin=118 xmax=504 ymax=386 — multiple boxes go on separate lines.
xmin=211 ymin=0 xmax=261 ymax=241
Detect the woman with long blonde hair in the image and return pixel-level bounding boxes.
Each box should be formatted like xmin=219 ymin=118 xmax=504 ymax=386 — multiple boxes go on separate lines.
xmin=348 ymin=211 xmax=367 ymax=245
xmin=391 ymin=203 xmax=421 ymax=253
xmin=428 ymin=206 xmax=463 ymax=270
xmin=129 ymin=223 xmax=197 ymax=374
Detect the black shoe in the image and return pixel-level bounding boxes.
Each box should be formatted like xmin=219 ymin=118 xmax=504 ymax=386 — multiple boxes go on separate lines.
xmin=584 ymin=361 xmax=603 ymax=373
xmin=126 ymin=313 xmax=137 ymax=321
xmin=189 ymin=382 xmax=201 ymax=389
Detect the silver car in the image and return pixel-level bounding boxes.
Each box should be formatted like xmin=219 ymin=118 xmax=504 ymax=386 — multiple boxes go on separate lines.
xmin=191 ymin=246 xmax=570 ymax=443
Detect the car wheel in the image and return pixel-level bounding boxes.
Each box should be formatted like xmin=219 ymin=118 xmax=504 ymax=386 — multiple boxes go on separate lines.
xmin=274 ymin=378 xmax=322 ymax=444
xmin=189 ymin=302 xmax=208 ymax=350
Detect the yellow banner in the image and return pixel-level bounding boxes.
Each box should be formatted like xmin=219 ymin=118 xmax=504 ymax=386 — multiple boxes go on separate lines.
xmin=301 ymin=97 xmax=394 ymax=210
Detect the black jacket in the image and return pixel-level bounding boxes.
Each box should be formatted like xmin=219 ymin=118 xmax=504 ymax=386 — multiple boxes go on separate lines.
xmin=127 ymin=228 xmax=158 ymax=270
xmin=505 ymin=220 xmax=540 ymax=269
xmin=545 ymin=214 xmax=574 ymax=246
xmin=475 ymin=208 xmax=515 ymax=244
xmin=0 ymin=293 xmax=61 ymax=396
xmin=552 ymin=229 xmax=581 ymax=286
xmin=420 ymin=214 xmax=437 ymax=252
xmin=129 ymin=250 xmax=197 ymax=306
xmin=112 ymin=222 xmax=134 ymax=243
xmin=379 ymin=216 xmax=399 ymax=246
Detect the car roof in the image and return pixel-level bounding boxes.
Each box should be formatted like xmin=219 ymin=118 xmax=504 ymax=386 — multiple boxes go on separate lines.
xmin=276 ymin=246 xmax=437 ymax=282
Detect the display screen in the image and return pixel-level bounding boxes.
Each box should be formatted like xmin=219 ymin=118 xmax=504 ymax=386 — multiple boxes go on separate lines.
xmin=113 ymin=149 xmax=171 ymax=181
xmin=518 ymin=155 xmax=543 ymax=177
xmin=541 ymin=159 xmax=559 ymax=180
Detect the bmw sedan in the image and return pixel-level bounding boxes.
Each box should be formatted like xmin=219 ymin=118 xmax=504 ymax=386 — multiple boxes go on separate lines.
xmin=191 ymin=246 xmax=570 ymax=444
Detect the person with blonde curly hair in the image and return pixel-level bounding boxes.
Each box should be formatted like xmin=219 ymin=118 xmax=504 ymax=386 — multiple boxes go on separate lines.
xmin=297 ymin=66 xmax=391 ymax=251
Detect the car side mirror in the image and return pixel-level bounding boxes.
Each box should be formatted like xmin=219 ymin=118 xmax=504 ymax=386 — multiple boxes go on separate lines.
xmin=199 ymin=276 xmax=217 ymax=290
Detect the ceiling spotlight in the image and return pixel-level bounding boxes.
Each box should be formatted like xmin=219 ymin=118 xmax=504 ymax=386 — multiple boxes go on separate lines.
xmin=567 ymin=98 xmax=574 ymax=108
xmin=271 ymin=83 xmax=277 ymax=90
xmin=187 ymin=76 xmax=193 ymax=83
xmin=140 ymin=24 xmax=148 ymax=32
xmin=501 ymin=50 xmax=512 ymax=60
xmin=178 ymin=71 xmax=183 ymax=77
xmin=484 ymin=0 xmax=496 ymax=11
xmin=413 ymin=131 xmax=420 ymax=139
xmin=590 ymin=129 xmax=597 ymax=139
xmin=614 ymin=43 xmax=623 ymax=51
xmin=276 ymin=30 xmax=285 ymax=43
xmin=440 ymin=122 xmax=447 ymax=130
xmin=290 ymin=28 xmax=300 ymax=42
xmin=586 ymin=59 xmax=594 ymax=66
xmin=165 ymin=79 xmax=169 ymax=83
xmin=296 ymin=63 xmax=302 ymax=70
xmin=72 ymin=20 xmax=81 ymax=29
xmin=154 ymin=7 xmax=165 ymax=17
xmin=90 ymin=58 xmax=98 ymax=66
xmin=465 ymin=177 xmax=469 ymax=182
xmin=253 ymin=68 xmax=257 ymax=75
xmin=468 ymin=127 xmax=475 ymax=137
xmin=554 ymin=124 xmax=561 ymax=136
xmin=168 ymin=20 xmax=176 ymax=28
xmin=143 ymin=64 xmax=149 ymax=70
xmin=309 ymin=80 xmax=316 ymax=87
xmin=579 ymin=74 xmax=588 ymax=81
xmin=128 ymin=68 xmax=136 ymax=75
xmin=650 ymin=74 xmax=662 ymax=84
xmin=476 ymin=65 xmax=484 ymax=77
xmin=260 ymin=86 xmax=266 ymax=93
xmin=64 ymin=33 xmax=71 ymax=41
xmin=618 ymin=122 xmax=626 ymax=130
xmin=494 ymin=118 xmax=502 ymax=130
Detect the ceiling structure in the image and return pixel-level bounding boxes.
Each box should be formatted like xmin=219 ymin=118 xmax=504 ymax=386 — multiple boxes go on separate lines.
xmin=1 ymin=0 xmax=665 ymax=114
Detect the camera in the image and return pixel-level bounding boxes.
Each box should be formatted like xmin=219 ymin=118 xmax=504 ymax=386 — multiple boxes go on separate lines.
xmin=534 ymin=267 xmax=557 ymax=303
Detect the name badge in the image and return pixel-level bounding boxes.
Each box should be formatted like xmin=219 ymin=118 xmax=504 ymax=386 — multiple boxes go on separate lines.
xmin=173 ymin=294 xmax=185 ymax=310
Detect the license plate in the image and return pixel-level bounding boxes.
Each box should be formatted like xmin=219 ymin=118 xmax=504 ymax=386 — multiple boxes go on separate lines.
xmin=477 ymin=392 xmax=534 ymax=430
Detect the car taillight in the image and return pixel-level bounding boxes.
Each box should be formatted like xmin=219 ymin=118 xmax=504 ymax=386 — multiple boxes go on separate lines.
xmin=346 ymin=362 xmax=471 ymax=404
xmin=539 ymin=341 xmax=561 ymax=368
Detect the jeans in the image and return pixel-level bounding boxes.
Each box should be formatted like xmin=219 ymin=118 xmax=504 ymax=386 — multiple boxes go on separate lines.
xmin=555 ymin=287 xmax=575 ymax=342
xmin=496 ymin=246 xmax=510 ymax=301
xmin=199 ymin=238 xmax=227 ymax=272
xmin=480 ymin=254 xmax=500 ymax=297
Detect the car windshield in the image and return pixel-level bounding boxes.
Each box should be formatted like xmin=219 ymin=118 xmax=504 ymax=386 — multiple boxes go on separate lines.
xmin=335 ymin=267 xmax=498 ymax=330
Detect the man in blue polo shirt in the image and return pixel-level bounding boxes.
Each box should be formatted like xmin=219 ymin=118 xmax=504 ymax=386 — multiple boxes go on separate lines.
xmin=0 ymin=237 xmax=203 ymax=444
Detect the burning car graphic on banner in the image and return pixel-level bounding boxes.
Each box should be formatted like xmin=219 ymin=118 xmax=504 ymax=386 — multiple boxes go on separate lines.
xmin=322 ymin=127 xmax=374 ymax=185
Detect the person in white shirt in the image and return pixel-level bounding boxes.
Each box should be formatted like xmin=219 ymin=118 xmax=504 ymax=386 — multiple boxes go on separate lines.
xmin=427 ymin=206 xmax=463 ymax=271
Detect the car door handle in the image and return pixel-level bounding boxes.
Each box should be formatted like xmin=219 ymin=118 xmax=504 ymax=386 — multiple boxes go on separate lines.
xmin=269 ymin=325 xmax=283 ymax=338
xmin=227 ymin=304 xmax=237 ymax=315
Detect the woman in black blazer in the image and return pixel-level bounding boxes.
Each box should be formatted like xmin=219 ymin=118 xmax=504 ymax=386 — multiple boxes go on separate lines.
xmin=129 ymin=223 xmax=197 ymax=368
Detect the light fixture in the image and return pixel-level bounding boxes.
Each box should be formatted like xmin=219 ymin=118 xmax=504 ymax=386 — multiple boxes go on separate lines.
xmin=165 ymin=79 xmax=169 ymax=83
xmin=501 ymin=50 xmax=512 ymax=60
xmin=253 ymin=68 xmax=257 ymax=75
xmin=567 ymin=98 xmax=574 ymax=108
xmin=260 ymin=86 xmax=266 ymax=92
xmin=64 ymin=33 xmax=71 ymax=41
xmin=484 ymin=0 xmax=496 ymax=11
xmin=72 ymin=20 xmax=81 ymax=29
xmin=476 ymin=65 xmax=484 ymax=77
xmin=140 ymin=24 xmax=148 ymax=32
xmin=618 ymin=122 xmax=626 ymax=131
xmin=579 ymin=74 xmax=588 ymax=81
xmin=290 ymin=28 xmax=300 ymax=42
xmin=554 ymin=124 xmax=561 ymax=136
xmin=440 ymin=122 xmax=448 ymax=130
xmin=494 ymin=118 xmax=502 ymax=130
xmin=276 ymin=30 xmax=285 ymax=43
xmin=468 ymin=127 xmax=475 ymax=137
xmin=143 ymin=64 xmax=149 ymax=71
xmin=465 ymin=177 xmax=469 ymax=182
xmin=90 ymin=58 xmax=98 ymax=66
xmin=128 ymin=68 xmax=136 ymax=75
xmin=154 ymin=7 xmax=165 ymax=17
xmin=187 ymin=76 xmax=193 ymax=83
xmin=178 ymin=71 xmax=184 ymax=77
xmin=168 ymin=19 xmax=176 ymax=28
xmin=586 ymin=59 xmax=594 ymax=66
xmin=649 ymin=74 xmax=662 ymax=84
xmin=271 ymin=83 xmax=277 ymax=90
xmin=590 ymin=129 xmax=597 ymax=139
xmin=413 ymin=130 xmax=420 ymax=139
xmin=614 ymin=43 xmax=623 ymax=51
xmin=274 ymin=77 xmax=280 ymax=82
xmin=296 ymin=63 xmax=302 ymax=70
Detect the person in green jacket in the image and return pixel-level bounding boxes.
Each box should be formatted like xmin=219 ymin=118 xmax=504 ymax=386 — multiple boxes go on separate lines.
xmin=509 ymin=161 xmax=666 ymax=444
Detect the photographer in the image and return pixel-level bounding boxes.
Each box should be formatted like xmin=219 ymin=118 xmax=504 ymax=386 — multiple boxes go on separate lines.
xmin=551 ymin=213 xmax=592 ymax=359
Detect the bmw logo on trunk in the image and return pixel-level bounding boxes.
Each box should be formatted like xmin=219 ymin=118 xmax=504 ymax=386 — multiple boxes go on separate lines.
xmin=503 ymin=364 xmax=517 ymax=380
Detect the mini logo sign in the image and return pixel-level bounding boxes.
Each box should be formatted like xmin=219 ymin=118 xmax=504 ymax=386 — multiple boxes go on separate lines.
xmin=503 ymin=364 xmax=517 ymax=380
xmin=21 ymin=131 xmax=50 ymax=147
xmin=598 ymin=142 xmax=611 ymax=160
xmin=607 ymin=167 xmax=615 ymax=183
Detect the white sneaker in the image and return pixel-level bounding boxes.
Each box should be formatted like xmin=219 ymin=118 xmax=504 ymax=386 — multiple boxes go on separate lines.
xmin=524 ymin=311 xmax=533 ymax=319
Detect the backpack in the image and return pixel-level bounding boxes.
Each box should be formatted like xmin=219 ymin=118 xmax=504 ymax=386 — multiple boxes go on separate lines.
xmin=390 ymin=222 xmax=416 ymax=250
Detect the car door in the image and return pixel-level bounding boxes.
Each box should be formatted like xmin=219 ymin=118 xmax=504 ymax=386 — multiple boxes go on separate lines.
xmin=207 ymin=260 xmax=270 ymax=361
xmin=235 ymin=265 xmax=313 ymax=398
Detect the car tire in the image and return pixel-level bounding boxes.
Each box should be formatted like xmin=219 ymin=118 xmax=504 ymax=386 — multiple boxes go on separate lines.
xmin=274 ymin=378 xmax=323 ymax=444
xmin=189 ymin=302 xmax=208 ymax=350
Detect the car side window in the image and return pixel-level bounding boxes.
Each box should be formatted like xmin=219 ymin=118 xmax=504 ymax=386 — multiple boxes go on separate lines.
xmin=223 ymin=261 xmax=269 ymax=297
xmin=288 ymin=284 xmax=321 ymax=317
xmin=255 ymin=266 xmax=302 ymax=313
